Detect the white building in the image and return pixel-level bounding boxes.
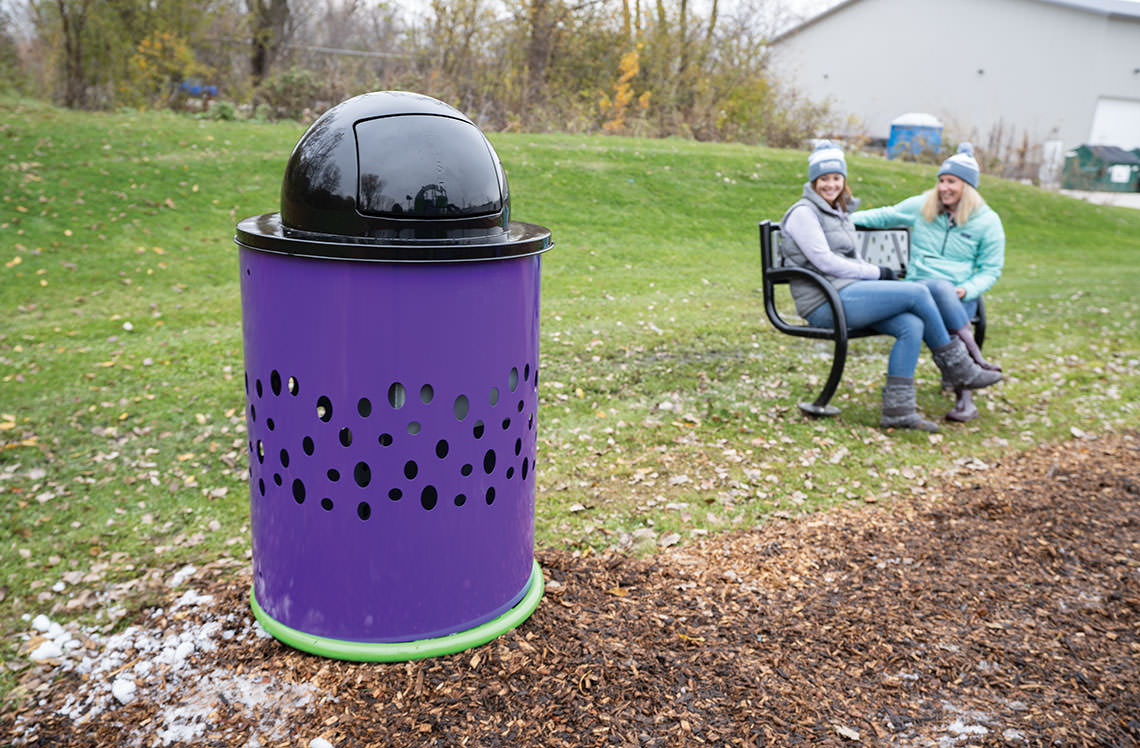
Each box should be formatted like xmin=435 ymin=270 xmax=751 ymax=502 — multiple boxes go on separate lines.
xmin=768 ymin=0 xmax=1140 ymax=153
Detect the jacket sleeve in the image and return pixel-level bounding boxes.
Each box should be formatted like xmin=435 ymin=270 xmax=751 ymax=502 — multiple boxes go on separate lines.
xmin=852 ymin=195 xmax=923 ymax=229
xmin=783 ymin=206 xmax=880 ymax=280
xmin=960 ymin=212 xmax=1005 ymax=301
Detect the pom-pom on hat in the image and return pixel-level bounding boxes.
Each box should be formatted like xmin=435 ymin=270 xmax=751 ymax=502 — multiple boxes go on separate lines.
xmin=808 ymin=140 xmax=847 ymax=181
xmin=938 ymin=142 xmax=980 ymax=188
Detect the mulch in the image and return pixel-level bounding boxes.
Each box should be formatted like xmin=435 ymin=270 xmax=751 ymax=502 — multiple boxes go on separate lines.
xmin=5 ymin=432 xmax=1139 ymax=747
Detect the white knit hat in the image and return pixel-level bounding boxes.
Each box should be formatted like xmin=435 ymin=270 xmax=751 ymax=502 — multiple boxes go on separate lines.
xmin=938 ymin=143 xmax=980 ymax=188
xmin=808 ymin=141 xmax=847 ymax=181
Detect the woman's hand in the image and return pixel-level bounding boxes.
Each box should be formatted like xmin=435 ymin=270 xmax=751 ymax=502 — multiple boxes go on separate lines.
xmin=956 ymin=287 xmax=966 ymax=299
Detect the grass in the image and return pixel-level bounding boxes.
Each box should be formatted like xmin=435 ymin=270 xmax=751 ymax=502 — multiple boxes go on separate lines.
xmin=2 ymin=97 xmax=1139 ymax=703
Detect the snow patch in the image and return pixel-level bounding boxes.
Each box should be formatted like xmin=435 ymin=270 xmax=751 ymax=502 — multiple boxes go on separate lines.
xmin=13 ymin=587 xmax=313 ymax=747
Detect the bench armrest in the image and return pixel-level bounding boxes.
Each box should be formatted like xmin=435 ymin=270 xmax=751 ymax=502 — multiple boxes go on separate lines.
xmin=763 ymin=264 xmax=850 ymax=340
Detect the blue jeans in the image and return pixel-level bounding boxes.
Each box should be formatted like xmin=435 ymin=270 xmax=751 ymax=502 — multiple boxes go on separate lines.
xmin=805 ymin=280 xmax=952 ymax=378
xmin=913 ymin=278 xmax=973 ymax=331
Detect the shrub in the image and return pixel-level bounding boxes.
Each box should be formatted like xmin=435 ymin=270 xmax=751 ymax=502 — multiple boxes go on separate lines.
xmin=255 ymin=66 xmax=323 ymax=121
xmin=121 ymin=32 xmax=208 ymax=109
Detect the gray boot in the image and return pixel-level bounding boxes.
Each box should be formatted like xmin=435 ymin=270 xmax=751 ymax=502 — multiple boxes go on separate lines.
xmin=932 ymin=338 xmax=1002 ymax=391
xmin=880 ymin=376 xmax=939 ymax=433
xmin=953 ymin=326 xmax=1001 ymax=372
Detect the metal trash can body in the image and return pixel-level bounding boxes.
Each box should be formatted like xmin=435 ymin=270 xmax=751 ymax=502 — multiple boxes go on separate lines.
xmin=235 ymin=91 xmax=550 ymax=660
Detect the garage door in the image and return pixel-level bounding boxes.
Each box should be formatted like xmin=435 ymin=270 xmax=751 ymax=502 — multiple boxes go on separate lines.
xmin=1088 ymin=97 xmax=1140 ymax=150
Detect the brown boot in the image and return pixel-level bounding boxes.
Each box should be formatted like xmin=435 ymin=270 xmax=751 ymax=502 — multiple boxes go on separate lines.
xmin=953 ymin=326 xmax=1001 ymax=372
xmin=945 ymin=388 xmax=979 ymax=422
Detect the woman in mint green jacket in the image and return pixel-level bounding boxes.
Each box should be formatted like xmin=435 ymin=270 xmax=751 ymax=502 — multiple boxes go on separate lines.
xmin=853 ymin=143 xmax=1005 ymax=421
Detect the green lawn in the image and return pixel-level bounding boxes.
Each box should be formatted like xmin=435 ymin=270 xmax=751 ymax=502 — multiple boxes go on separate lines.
xmin=2 ymin=98 xmax=1138 ymax=702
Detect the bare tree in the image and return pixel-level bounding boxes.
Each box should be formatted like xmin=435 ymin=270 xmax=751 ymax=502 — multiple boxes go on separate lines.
xmin=248 ymin=0 xmax=289 ymax=84
xmin=32 ymin=0 xmax=93 ymax=107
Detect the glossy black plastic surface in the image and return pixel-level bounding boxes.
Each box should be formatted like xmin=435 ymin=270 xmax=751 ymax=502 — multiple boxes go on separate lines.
xmin=237 ymin=91 xmax=551 ymax=262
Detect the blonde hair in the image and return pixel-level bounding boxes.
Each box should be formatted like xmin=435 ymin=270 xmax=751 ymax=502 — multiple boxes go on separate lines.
xmin=811 ymin=176 xmax=854 ymax=212
xmin=921 ymin=183 xmax=984 ymax=224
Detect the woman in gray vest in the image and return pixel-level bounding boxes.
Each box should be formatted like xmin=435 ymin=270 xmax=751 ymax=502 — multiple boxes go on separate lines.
xmin=779 ymin=142 xmax=1001 ymax=432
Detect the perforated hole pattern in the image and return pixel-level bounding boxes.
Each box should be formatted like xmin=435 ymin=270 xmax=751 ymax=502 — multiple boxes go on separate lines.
xmin=244 ymin=364 xmax=538 ymax=519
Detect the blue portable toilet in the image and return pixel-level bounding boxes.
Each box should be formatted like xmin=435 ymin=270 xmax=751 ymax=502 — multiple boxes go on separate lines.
xmin=887 ymin=113 xmax=943 ymax=159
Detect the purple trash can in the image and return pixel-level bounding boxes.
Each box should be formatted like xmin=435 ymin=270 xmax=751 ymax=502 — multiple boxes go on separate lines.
xmin=234 ymin=91 xmax=550 ymax=661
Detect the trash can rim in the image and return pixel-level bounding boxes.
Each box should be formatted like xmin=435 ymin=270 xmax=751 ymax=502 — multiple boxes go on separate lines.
xmin=235 ymin=213 xmax=552 ymax=263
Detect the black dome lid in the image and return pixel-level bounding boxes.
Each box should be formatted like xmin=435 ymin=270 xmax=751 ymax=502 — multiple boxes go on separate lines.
xmin=235 ymin=91 xmax=551 ymax=262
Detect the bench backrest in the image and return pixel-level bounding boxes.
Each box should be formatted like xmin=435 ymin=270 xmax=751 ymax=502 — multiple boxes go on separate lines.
xmin=767 ymin=226 xmax=911 ymax=274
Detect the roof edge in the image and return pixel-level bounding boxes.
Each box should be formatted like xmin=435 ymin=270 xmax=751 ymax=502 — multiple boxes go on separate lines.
xmin=770 ymin=0 xmax=1140 ymax=45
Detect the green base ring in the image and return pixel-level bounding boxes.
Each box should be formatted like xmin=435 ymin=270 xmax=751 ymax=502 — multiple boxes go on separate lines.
xmin=249 ymin=559 xmax=544 ymax=662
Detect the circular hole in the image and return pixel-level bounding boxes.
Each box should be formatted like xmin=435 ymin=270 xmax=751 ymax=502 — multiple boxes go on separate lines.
xmin=509 ymin=367 xmax=519 ymax=392
xmin=420 ymin=384 xmax=434 ymax=404
xmin=489 ymin=387 xmax=499 ymax=406
xmin=292 ymin=479 xmax=305 ymax=504
xmin=453 ymin=395 xmax=469 ymax=421
xmin=421 ymin=485 xmax=438 ymax=510
xmin=358 ymin=398 xmax=372 ymax=417
xmin=357 ymin=502 xmax=371 ymax=520
xmin=388 ymin=382 xmax=406 ymax=409
xmin=244 ymin=373 xmax=249 ymax=395
xmin=483 ymin=450 xmax=496 ymax=474
xmin=273 ymin=473 xmax=282 ymax=486
xmin=379 ymin=433 xmax=393 ymax=446
xmin=302 ymin=436 xmax=314 ymax=456
xmin=506 ymin=467 xmax=515 ymax=479
xmin=454 ymin=493 xmax=467 ymax=507
xmin=404 ymin=460 xmax=418 ymax=480
xmin=529 ymin=413 xmax=535 ymax=430
xmin=256 ymin=440 xmax=265 ymax=463
xmin=266 ymin=418 xmax=275 ymax=431
xmin=514 ymin=438 xmax=522 ymax=456
xmin=320 ymin=498 xmax=334 ymax=511
xmin=327 ymin=468 xmax=340 ymax=482
xmin=258 ymin=478 xmax=265 ymax=496
xmin=389 ymin=488 xmax=402 ymax=501
xmin=485 ymin=486 xmax=496 ymax=505
xmin=407 ymin=421 xmax=421 ymax=435
xmin=279 ymin=449 xmax=290 ymax=468
xmin=354 ymin=461 xmax=371 ymax=487
xmin=270 ymin=370 xmax=282 ymax=396
xmin=525 ymin=363 xmax=532 ymax=382
xmin=435 ymin=440 xmax=449 ymax=459
xmin=316 ymin=395 xmax=333 ymax=423
xmin=256 ymin=379 xmax=263 ymax=398
xmin=339 ymin=427 xmax=352 ymax=447
xmin=517 ymin=399 xmax=525 ymax=413
xmin=246 ymin=268 xmax=251 ymax=276
xmin=473 ymin=421 xmax=485 ymax=439
xmin=522 ymin=457 xmax=529 ymax=480
xmin=250 ymin=404 xmax=256 ymax=422
xmin=288 ymin=376 xmax=299 ymax=396
xmin=501 ymin=418 xmax=511 ymax=430
xmin=461 ymin=464 xmax=473 ymax=476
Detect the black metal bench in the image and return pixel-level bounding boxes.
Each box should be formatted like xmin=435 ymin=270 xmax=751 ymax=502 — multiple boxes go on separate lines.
xmin=757 ymin=220 xmax=986 ymax=417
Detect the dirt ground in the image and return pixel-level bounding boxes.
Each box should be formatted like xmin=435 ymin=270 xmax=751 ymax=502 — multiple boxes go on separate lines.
xmin=4 ymin=431 xmax=1139 ymax=747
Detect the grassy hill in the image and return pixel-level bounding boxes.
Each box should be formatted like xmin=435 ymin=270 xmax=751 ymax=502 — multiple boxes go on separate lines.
xmin=1 ymin=98 xmax=1138 ymax=697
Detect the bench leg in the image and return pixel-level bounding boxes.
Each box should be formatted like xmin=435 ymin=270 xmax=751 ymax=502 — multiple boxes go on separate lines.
xmin=798 ymin=336 xmax=847 ymax=417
